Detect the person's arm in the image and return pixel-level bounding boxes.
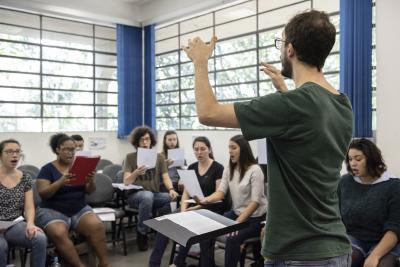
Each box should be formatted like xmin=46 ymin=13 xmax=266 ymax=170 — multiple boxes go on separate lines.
xmin=363 ymin=231 xmax=398 ymax=267
xmin=259 ymin=62 xmax=288 ymax=92
xmin=183 ymin=36 xmax=239 ymax=128
xmin=236 ymin=201 xmax=259 ymax=223
xmin=84 ymin=171 xmax=96 ymax=194
xmin=36 ymin=173 xmax=73 ymax=199
xmin=24 ymin=189 xmax=42 ymax=239
xmin=162 ymin=172 xmax=178 ymax=200
xmin=123 ymin=166 xmax=147 ymax=185
xmin=180 ymin=189 xmax=190 ymax=212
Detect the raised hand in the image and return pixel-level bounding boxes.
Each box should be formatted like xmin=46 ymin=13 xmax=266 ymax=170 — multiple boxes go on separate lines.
xmin=182 ymin=36 xmax=217 ymax=65
xmin=260 ymin=62 xmax=288 ymax=92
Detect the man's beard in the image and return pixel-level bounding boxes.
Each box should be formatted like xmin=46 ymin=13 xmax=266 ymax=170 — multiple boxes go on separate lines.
xmin=281 ymin=54 xmax=293 ymax=79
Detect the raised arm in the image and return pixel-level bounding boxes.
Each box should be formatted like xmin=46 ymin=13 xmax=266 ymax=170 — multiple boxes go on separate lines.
xmin=183 ymin=36 xmax=239 ymax=128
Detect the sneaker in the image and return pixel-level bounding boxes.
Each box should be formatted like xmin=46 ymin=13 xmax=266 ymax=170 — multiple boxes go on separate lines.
xmin=136 ymin=231 xmax=148 ymax=251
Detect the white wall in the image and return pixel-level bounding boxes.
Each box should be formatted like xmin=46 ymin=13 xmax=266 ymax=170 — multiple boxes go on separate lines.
xmin=376 ymin=0 xmax=400 ymax=177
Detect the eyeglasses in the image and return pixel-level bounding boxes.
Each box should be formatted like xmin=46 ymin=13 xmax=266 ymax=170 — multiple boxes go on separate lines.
xmin=60 ymin=147 xmax=76 ymax=153
xmin=274 ymin=38 xmax=287 ymax=50
xmin=140 ymin=136 xmax=151 ymax=143
xmin=3 ymin=149 xmax=23 ymax=156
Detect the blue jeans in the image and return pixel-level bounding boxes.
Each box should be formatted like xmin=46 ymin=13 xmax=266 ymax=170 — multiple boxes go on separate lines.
xmin=127 ymin=190 xmax=171 ymax=234
xmin=35 ymin=205 xmax=93 ymax=230
xmin=264 ymin=254 xmax=351 ymax=267
xmin=0 ymin=221 xmax=47 ymax=267
xmin=348 ymin=234 xmax=400 ymax=257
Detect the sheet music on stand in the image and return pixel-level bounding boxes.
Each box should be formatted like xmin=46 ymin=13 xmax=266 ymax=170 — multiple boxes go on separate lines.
xmin=144 ymin=209 xmax=248 ymax=247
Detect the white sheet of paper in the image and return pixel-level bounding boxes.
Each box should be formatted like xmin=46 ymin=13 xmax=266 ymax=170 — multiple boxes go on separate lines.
xmin=75 ymin=150 xmax=92 ymax=157
xmin=93 ymin=208 xmax=116 ymax=221
xmin=0 ymin=216 xmax=24 ymax=230
xmin=137 ymin=148 xmax=157 ymax=169
xmin=155 ymin=211 xmax=225 ymax=235
xmin=112 ymin=183 xmax=143 ymax=190
xmin=257 ymin=138 xmax=268 ymax=164
xmin=168 ymin=148 xmax=185 ymax=168
xmin=178 ymin=170 xmax=205 ymax=200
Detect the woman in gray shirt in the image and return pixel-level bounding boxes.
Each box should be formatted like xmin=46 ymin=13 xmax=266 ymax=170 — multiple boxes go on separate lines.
xmin=199 ymin=134 xmax=267 ymax=267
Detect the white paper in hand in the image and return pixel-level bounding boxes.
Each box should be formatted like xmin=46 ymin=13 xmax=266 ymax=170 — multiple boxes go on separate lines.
xmin=137 ymin=148 xmax=157 ymax=169
xmin=168 ymin=148 xmax=185 ymax=168
xmin=257 ymin=138 xmax=268 ymax=164
xmin=178 ymin=170 xmax=205 ymax=200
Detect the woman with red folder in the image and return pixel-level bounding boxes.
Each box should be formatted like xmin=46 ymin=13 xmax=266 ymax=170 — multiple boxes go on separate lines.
xmin=35 ymin=133 xmax=111 ymax=267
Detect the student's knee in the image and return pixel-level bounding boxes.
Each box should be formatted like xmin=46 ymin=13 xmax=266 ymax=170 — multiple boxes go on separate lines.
xmin=139 ymin=191 xmax=155 ymax=207
xmin=32 ymin=231 xmax=48 ymax=249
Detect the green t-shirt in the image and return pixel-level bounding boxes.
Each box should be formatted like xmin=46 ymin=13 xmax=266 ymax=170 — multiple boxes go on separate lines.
xmin=123 ymin=152 xmax=167 ymax=192
xmin=234 ymin=82 xmax=353 ymax=260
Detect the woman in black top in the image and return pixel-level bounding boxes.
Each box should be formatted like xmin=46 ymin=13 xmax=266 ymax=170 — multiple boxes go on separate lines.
xmin=338 ymin=138 xmax=400 ymax=267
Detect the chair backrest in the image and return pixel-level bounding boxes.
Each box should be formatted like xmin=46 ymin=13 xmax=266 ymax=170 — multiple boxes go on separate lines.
xmin=102 ymin=164 xmax=122 ymax=182
xmin=115 ymin=170 xmax=124 ymax=183
xmin=31 ymin=180 xmax=42 ymax=207
xmin=96 ymin=159 xmax=113 ymax=171
xmin=85 ymin=173 xmax=114 ymax=206
xmin=18 ymin=164 xmax=40 ymax=178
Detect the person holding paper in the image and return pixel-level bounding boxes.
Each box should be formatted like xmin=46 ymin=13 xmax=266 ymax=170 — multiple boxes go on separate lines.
xmin=149 ymin=136 xmax=224 ymax=267
xmin=338 ymin=139 xmax=400 ymax=267
xmin=183 ymin=10 xmax=352 ymax=266
xmin=160 ymin=130 xmax=185 ymax=193
xmin=196 ymin=135 xmax=267 ymax=267
xmin=123 ymin=126 xmax=178 ymax=251
xmin=0 ymin=139 xmax=47 ymax=267
xmin=35 ymin=133 xmax=111 ymax=267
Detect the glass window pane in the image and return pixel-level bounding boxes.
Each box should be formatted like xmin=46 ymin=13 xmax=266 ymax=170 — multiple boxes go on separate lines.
xmin=96 ymin=93 xmax=117 ymax=105
xmin=0 ymin=103 xmax=40 ymax=116
xmin=0 ymin=72 xmax=40 ymax=87
xmin=259 ymin=81 xmax=276 ymax=96
xmin=96 ymin=118 xmax=117 ymax=131
xmin=96 ymin=106 xmax=117 ymax=117
xmin=215 ymin=35 xmax=256 ymax=56
xmin=215 ymin=50 xmax=257 ymax=70
xmin=95 ymin=39 xmax=116 ymax=53
xmin=43 ymin=61 xmax=93 ymax=77
xmin=181 ymin=117 xmax=213 ymax=130
xmin=156 ymin=24 xmax=178 ymax=41
xmin=95 ymin=53 xmax=117 ymax=66
xmin=43 ymin=90 xmax=93 ymax=104
xmin=259 ymin=28 xmax=283 ymax=47
xmin=180 ymin=28 xmax=213 ymax=48
xmin=42 ymin=47 xmax=93 ymax=64
xmin=156 ymin=78 xmax=179 ymax=92
xmin=0 ymin=25 xmax=40 ymax=43
xmin=215 ymin=1 xmax=256 ymax=24
xmin=330 ymin=15 xmax=340 ymax=31
xmin=42 ymin=17 xmax=93 ymax=36
xmin=0 ymin=57 xmax=40 ymax=73
xmin=0 ymin=42 xmax=40 ymax=58
xmin=43 ymin=76 xmax=92 ymax=90
xmin=258 ymin=0 xmax=301 ymax=13
xmin=331 ymin=33 xmax=340 ymax=53
xmin=181 ymin=104 xmax=197 ymax=116
xmin=323 ymin=54 xmax=340 ymax=72
xmin=0 ymin=118 xmax=42 ymax=132
xmin=95 ymin=80 xmax=117 ymax=92
xmin=216 ymin=83 xmax=257 ymax=100
xmin=215 ymin=16 xmax=256 ymax=40
xmin=156 ymin=51 xmax=179 ymax=67
xmin=156 ymin=117 xmax=180 ymax=130
xmin=156 ymin=92 xmax=179 ymax=105
xmin=43 ymin=118 xmax=94 ymax=131
xmin=0 ymin=9 xmax=39 ymax=28
xmin=43 ymin=105 xmax=93 ymax=117
xmin=156 ymin=37 xmax=179 ymax=54
xmin=0 ymin=87 xmax=40 ymax=102
xmin=180 ymin=14 xmax=213 ymax=34
xmin=258 ymin=2 xmax=311 ymax=30
xmin=156 ymin=65 xmax=179 ymax=79
xmin=95 ymin=26 xmax=116 ymax=40
xmin=259 ymin=47 xmax=281 ymax=63
xmin=325 ymin=74 xmax=340 ymax=89
xmin=96 ymin=67 xmax=117 ymax=79
xmin=216 ymin=66 xmax=257 ymax=85
xmin=181 ymin=76 xmax=194 ymax=89
xmin=181 ymin=90 xmax=194 ymax=103
xmin=156 ymin=105 xmax=179 ymax=117
xmin=372 ymin=69 xmax=376 ymax=88
xmin=42 ymin=31 xmax=93 ymax=50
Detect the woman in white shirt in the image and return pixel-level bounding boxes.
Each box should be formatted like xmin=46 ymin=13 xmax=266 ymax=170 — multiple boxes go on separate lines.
xmin=199 ymin=134 xmax=267 ymax=267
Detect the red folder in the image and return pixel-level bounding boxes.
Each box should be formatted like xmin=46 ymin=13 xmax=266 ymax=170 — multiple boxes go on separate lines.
xmin=69 ymin=155 xmax=101 ymax=185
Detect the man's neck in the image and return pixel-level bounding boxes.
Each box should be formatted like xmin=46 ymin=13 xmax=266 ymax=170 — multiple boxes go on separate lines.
xmin=292 ymin=62 xmax=339 ymax=95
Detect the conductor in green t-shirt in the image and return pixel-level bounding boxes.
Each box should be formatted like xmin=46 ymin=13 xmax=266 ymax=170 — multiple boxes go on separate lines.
xmin=183 ymin=10 xmax=353 ymax=267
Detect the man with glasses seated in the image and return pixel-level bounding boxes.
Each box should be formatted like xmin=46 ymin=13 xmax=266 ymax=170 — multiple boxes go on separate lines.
xmin=123 ymin=126 xmax=178 ymax=251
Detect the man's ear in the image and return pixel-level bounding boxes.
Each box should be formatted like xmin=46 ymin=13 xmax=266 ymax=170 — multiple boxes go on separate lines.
xmin=287 ymin=43 xmax=295 ymax=58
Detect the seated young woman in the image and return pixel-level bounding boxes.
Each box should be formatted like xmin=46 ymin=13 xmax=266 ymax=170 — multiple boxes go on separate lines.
xmin=196 ymin=134 xmax=267 ymax=267
xmin=35 ymin=133 xmax=111 ymax=267
xmin=0 ymin=139 xmax=47 ymax=267
xmin=149 ymin=136 xmax=225 ymax=267
xmin=338 ymin=138 xmax=400 ymax=267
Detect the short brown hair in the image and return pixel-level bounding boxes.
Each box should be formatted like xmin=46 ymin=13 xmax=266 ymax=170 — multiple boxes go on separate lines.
xmin=129 ymin=126 xmax=157 ymax=149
